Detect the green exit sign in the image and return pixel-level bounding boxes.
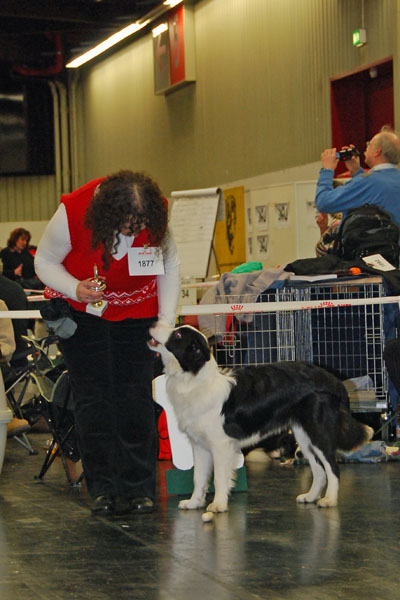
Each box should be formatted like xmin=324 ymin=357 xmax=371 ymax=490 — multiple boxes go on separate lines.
xmin=353 ymin=29 xmax=366 ymax=47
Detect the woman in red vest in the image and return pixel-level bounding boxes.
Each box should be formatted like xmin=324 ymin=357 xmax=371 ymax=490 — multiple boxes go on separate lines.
xmin=35 ymin=170 xmax=180 ymax=517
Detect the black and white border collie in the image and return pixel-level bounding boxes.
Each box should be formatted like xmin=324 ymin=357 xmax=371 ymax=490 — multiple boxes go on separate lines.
xmin=149 ymin=323 xmax=373 ymax=513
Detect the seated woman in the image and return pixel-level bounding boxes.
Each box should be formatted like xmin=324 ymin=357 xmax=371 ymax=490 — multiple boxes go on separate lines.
xmin=315 ymin=212 xmax=342 ymax=257
xmin=0 ymin=228 xmax=43 ymax=289
xmin=0 ymin=274 xmax=30 ymax=368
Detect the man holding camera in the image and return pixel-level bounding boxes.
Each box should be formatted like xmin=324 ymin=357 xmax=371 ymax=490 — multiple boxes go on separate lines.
xmin=315 ymin=126 xmax=400 ymax=227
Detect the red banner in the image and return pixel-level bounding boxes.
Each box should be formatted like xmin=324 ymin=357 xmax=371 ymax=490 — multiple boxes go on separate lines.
xmin=168 ymin=5 xmax=185 ymax=86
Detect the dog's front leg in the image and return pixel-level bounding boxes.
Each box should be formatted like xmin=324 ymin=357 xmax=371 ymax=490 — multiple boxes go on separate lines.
xmin=206 ymin=443 xmax=237 ymax=513
xmin=178 ymin=445 xmax=213 ymax=510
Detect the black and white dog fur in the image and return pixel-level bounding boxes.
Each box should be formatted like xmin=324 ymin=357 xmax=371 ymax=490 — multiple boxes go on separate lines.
xmin=149 ymin=323 xmax=373 ymax=513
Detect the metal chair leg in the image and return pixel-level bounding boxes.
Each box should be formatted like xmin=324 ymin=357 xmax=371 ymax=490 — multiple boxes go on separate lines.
xmin=10 ymin=431 xmax=38 ymax=455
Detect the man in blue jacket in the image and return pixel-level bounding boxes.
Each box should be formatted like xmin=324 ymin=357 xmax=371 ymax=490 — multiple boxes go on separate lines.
xmin=315 ymin=126 xmax=400 ymax=227
xmin=316 ymin=126 xmax=400 ymax=421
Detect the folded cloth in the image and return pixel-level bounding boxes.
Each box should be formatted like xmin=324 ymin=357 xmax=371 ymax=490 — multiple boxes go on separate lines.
xmin=198 ymin=267 xmax=290 ymax=339
xmin=284 ymin=255 xmax=343 ymax=275
xmin=40 ymin=298 xmax=77 ymax=339
xmin=340 ymin=441 xmax=387 ymax=463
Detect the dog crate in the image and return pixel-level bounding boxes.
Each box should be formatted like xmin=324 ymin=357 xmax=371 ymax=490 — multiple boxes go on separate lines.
xmin=210 ymin=288 xmax=297 ymax=367
xmin=200 ymin=277 xmax=389 ymax=421
xmin=290 ymin=277 xmax=388 ymax=415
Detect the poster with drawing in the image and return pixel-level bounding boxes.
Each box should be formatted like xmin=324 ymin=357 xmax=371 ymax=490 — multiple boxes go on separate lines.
xmin=248 ymin=188 xmax=269 ymax=232
xmin=273 ymin=202 xmax=290 ymax=228
xmin=256 ymin=233 xmax=269 ymax=258
xmin=215 ymin=186 xmax=246 ymax=272
xmin=254 ymin=204 xmax=269 ymax=230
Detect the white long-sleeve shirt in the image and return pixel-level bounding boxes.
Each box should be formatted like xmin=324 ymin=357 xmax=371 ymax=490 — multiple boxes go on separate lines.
xmin=35 ymin=203 xmax=181 ymax=326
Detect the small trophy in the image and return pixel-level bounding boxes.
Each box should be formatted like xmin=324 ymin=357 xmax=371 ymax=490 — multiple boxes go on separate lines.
xmin=86 ymin=264 xmax=108 ymax=317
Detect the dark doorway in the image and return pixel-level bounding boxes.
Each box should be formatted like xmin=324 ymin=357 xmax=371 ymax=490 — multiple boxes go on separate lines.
xmin=330 ymin=58 xmax=393 ymax=175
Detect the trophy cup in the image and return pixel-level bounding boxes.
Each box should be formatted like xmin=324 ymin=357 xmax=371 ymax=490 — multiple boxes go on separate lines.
xmin=86 ymin=263 xmax=108 ymax=317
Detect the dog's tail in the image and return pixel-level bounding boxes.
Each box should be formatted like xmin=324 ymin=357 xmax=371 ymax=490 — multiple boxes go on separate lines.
xmin=336 ymin=410 xmax=374 ymax=452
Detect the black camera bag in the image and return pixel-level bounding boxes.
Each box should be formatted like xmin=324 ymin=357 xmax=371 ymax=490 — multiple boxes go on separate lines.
xmin=329 ymin=203 xmax=400 ymax=267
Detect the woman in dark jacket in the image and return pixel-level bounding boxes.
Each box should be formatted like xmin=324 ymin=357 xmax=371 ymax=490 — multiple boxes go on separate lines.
xmin=0 ymin=228 xmax=42 ymax=289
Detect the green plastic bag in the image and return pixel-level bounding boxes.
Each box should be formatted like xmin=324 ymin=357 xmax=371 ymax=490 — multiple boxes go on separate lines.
xmin=231 ymin=261 xmax=263 ymax=274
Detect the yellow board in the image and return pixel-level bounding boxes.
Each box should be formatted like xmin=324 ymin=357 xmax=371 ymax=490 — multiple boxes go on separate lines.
xmin=215 ymin=186 xmax=246 ymax=272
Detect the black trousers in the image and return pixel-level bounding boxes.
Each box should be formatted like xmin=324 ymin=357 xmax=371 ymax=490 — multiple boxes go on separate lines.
xmin=60 ymin=309 xmax=157 ymax=501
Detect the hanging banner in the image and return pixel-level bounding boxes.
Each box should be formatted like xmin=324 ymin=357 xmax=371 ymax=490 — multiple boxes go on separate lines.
xmin=153 ymin=4 xmax=196 ymax=95
xmin=215 ymin=186 xmax=246 ymax=272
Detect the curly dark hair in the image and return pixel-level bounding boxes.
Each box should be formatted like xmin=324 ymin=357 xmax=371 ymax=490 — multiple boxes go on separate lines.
xmin=84 ymin=170 xmax=168 ymax=269
xmin=7 ymin=228 xmax=31 ymax=248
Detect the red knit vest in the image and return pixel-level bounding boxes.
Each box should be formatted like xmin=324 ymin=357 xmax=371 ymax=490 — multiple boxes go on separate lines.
xmin=44 ymin=178 xmax=160 ymax=321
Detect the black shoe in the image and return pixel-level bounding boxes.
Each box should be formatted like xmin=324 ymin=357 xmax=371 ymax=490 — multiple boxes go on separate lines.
xmin=91 ymin=495 xmax=116 ymax=516
xmin=129 ymin=497 xmax=154 ymax=514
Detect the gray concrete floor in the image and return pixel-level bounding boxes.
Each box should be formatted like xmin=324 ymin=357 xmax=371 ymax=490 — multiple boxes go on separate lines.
xmin=0 ymin=431 xmax=399 ymax=599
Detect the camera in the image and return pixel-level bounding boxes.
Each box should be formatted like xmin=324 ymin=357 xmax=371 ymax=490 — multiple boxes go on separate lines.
xmin=336 ymin=147 xmax=360 ymax=161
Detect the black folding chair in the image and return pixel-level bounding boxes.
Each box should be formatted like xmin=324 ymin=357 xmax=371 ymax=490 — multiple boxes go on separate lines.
xmin=6 ymin=334 xmax=83 ymax=486
xmin=33 ymin=366 xmax=83 ymax=487
xmin=3 ymin=361 xmax=37 ymax=454
xmin=2 ymin=335 xmax=58 ymax=455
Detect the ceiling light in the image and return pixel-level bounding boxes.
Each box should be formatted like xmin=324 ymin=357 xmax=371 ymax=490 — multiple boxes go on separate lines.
xmin=66 ymin=20 xmax=150 ymax=68
xmin=152 ymin=23 xmax=168 ymax=38
xmin=163 ymin=0 xmax=183 ymax=8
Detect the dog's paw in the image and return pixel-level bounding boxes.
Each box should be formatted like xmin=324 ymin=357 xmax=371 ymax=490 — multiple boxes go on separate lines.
xmin=296 ymin=493 xmax=318 ymax=504
xmin=206 ymin=501 xmax=228 ymax=513
xmin=178 ymin=498 xmax=205 ymax=510
xmin=317 ymin=496 xmax=337 ymax=508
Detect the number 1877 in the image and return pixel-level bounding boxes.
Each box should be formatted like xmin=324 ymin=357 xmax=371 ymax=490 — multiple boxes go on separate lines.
xmin=138 ymin=260 xmax=154 ymax=267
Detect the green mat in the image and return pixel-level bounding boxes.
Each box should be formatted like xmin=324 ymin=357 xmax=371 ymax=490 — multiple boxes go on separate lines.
xmin=165 ymin=466 xmax=248 ymax=495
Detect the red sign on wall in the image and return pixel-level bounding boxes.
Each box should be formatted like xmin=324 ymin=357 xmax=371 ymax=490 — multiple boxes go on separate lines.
xmin=168 ymin=5 xmax=185 ymax=86
xmin=153 ymin=4 xmax=195 ymax=95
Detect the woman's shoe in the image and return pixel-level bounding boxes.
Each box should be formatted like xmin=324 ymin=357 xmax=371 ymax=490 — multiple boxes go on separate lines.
xmin=129 ymin=497 xmax=154 ymax=513
xmin=91 ymin=495 xmax=116 ymax=516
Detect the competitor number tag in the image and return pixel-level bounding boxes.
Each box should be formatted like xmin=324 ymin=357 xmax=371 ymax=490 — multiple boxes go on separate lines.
xmin=128 ymin=247 xmax=165 ymax=275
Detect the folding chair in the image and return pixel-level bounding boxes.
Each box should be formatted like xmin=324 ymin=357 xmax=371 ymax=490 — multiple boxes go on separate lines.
xmin=6 ymin=333 xmax=82 ymax=486
xmin=19 ymin=335 xmax=82 ymax=486
xmin=3 ymin=362 xmax=37 ymax=454
xmin=2 ymin=334 xmax=57 ymax=455
xmin=33 ymin=366 xmax=83 ymax=487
